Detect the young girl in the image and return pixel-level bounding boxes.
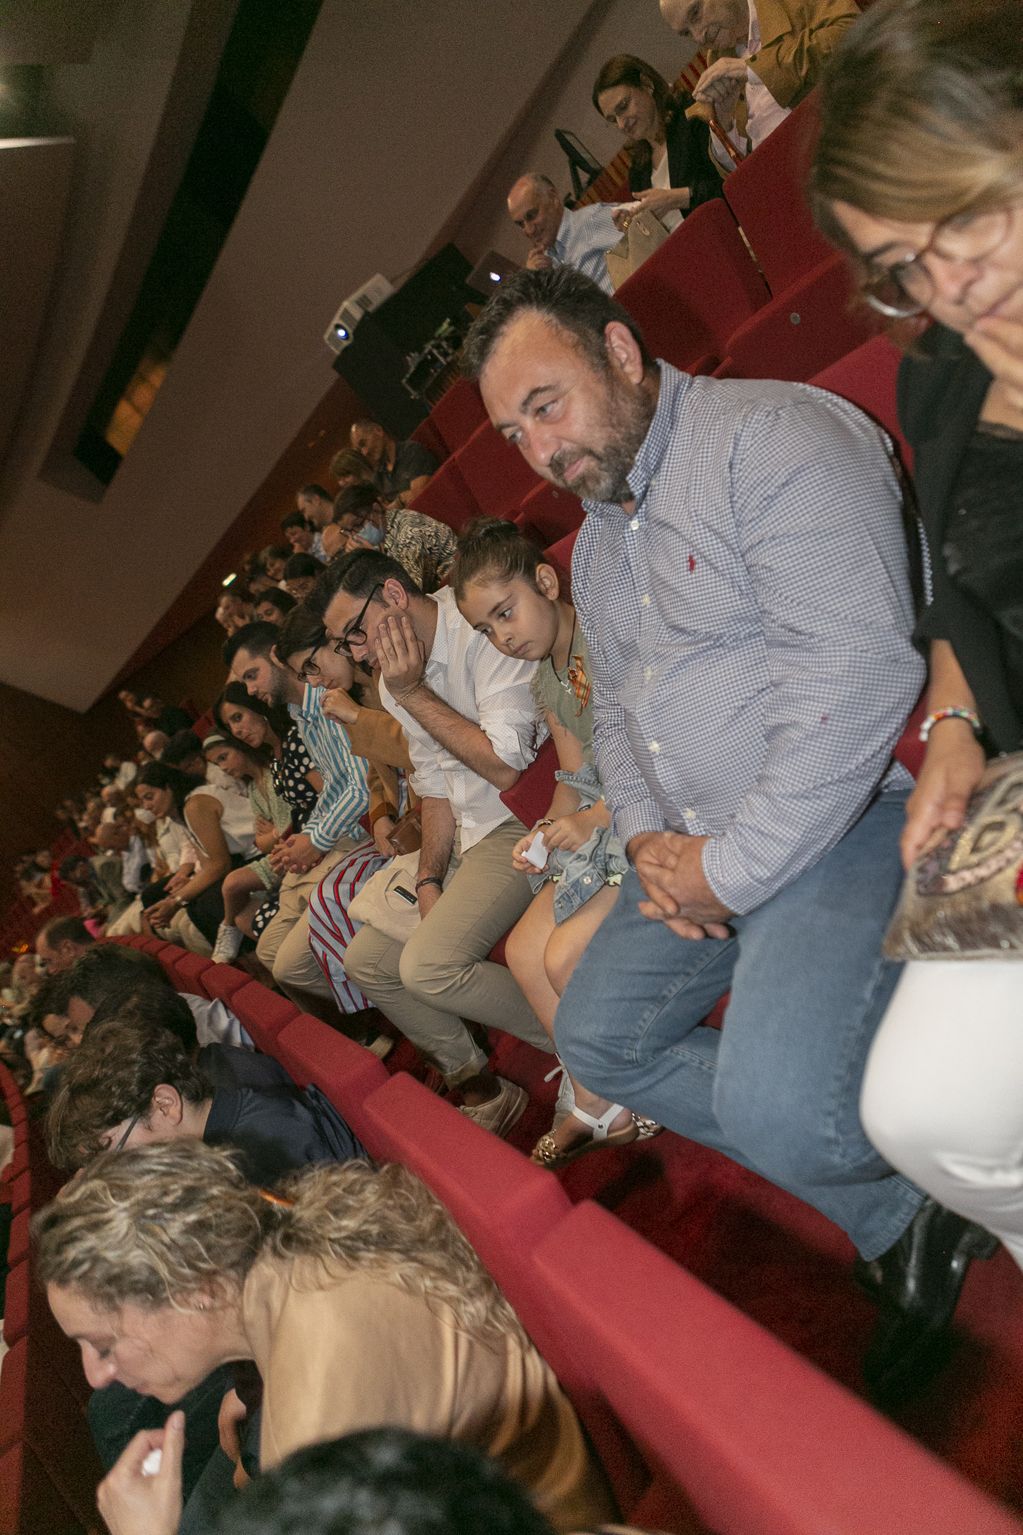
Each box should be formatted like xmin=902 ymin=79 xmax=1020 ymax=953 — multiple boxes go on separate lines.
xmin=454 ymin=519 xmax=658 ymax=1166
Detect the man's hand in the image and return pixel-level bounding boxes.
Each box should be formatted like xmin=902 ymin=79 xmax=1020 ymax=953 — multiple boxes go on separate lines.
xmin=378 ymin=614 xmax=427 ymax=699
xmin=272 ymin=832 xmax=321 ymax=875
xmin=96 ymin=1410 xmax=184 ymax=1535
xmin=692 ymin=55 xmax=747 ymax=129
xmin=322 ymin=686 xmax=359 ymax=726
xmin=416 ymin=881 xmax=443 ymax=920
xmin=628 ymin=831 xmax=732 ymax=940
xmin=901 ymin=722 xmax=986 ymax=871
xmin=526 ymin=247 xmax=554 ymax=270
xmin=373 ymin=816 xmax=397 ymax=857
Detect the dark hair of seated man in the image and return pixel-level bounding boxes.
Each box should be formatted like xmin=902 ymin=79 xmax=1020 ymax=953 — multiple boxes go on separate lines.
xmin=214 ymin=1427 xmax=559 ymax=1535
xmin=222 ymin=619 xmax=281 ymax=669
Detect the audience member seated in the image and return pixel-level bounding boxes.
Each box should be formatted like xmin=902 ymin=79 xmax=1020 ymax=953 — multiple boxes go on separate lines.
xmin=259 ymin=546 xmax=291 ymax=585
xmin=135 ymin=757 xmax=255 ymax=955
xmin=811 ymin=0 xmax=1023 ymax=1313
xmin=36 ymin=913 xmax=95 ymax=974
xmin=253 ymin=586 xmax=297 ymax=625
xmin=455 ymin=521 xmax=658 ymax=1165
xmin=507 ymin=173 xmax=619 ymax=296
xmin=7 ymin=951 xmax=42 ymax=1007
xmin=273 ymin=595 xmax=410 ymax=1024
xmin=350 ymin=418 xmax=438 ymax=507
xmin=295 ymin=483 xmax=335 ymax=543
xmin=660 ymin=0 xmax=859 ymax=169
xmin=213 ymin=1429 xmax=578 ymax=1535
xmin=283 ymin=551 xmax=326 ymax=602
xmin=462 ymin=262 xmax=978 ymax=1404
xmin=36 ymin=1144 xmax=616 ymax=1534
xmin=216 ymin=585 xmax=256 ymax=636
xmin=281 ymin=510 xmax=324 ymax=561
xmin=17 ymin=848 xmax=56 ymax=911
xmin=593 ymin=54 xmax=720 ymax=233
xmin=224 ymin=621 xmax=381 ymax=1036
xmin=94 ymin=819 xmax=154 ymax=936
xmin=332 ymin=481 xmax=457 ymax=591
xmin=208 ymin=682 xmax=320 ymax=963
xmin=138 ymin=693 xmax=196 ymax=737
xmin=55 ymin=855 xmax=109 ymax=924
xmin=328 ymin=447 xmax=377 ymax=493
xmin=323 ymin=550 xmax=553 ymax=1135
xmin=142 ymin=727 xmax=171 ymax=758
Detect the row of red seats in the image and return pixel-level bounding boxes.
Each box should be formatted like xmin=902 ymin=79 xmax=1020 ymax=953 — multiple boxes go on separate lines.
xmin=101 ymin=935 xmax=1022 ymax=1535
xmin=0 ymin=1062 xmax=103 ymax=1534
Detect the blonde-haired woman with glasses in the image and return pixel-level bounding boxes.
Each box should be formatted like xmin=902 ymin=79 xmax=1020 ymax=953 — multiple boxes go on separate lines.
xmin=812 ymin=0 xmax=1023 ymax=1277
xmin=34 ymin=1143 xmax=614 ymax=1535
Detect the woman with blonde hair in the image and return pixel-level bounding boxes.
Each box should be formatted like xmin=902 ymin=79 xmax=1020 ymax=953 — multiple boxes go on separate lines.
xmin=34 ymin=1142 xmax=614 ymax=1535
xmin=811 ymin=0 xmax=1023 ymax=1273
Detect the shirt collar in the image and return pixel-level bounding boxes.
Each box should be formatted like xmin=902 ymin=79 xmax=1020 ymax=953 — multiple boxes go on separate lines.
xmin=293 ymin=682 xmax=320 ymax=721
xmin=550 ymin=207 xmax=572 ymax=259
xmin=425 ymin=588 xmax=453 ymax=673
xmin=582 ymin=361 xmax=687 ymax=518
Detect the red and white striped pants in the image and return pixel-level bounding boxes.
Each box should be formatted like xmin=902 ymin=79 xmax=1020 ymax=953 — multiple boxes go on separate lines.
xmin=306 ymin=840 xmax=387 ymax=1013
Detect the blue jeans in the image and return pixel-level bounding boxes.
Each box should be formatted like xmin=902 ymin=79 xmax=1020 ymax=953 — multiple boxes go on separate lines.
xmin=555 ymin=792 xmax=924 ymax=1260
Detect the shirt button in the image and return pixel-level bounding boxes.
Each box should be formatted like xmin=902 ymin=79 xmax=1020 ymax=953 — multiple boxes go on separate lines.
xmin=683 ymin=807 xmax=695 ymax=820
xmin=629 ymin=518 xmax=640 ymax=531
xmin=649 ymin=741 xmax=660 ymax=754
xmin=640 ymin=594 xmax=651 ymax=607
xmin=644 ymin=666 xmax=654 ymax=682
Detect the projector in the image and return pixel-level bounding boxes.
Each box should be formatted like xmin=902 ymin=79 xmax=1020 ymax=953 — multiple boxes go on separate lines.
xmin=323 ymin=274 xmax=395 ymax=354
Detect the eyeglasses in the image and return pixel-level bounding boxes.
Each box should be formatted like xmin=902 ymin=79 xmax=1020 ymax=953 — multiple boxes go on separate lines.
xmin=332 ymin=583 xmax=383 ymax=656
xmin=292 ymin=644 xmax=323 ymax=684
xmin=860 ymin=207 xmax=1012 ymax=319
xmin=111 ymin=1113 xmax=141 ymax=1152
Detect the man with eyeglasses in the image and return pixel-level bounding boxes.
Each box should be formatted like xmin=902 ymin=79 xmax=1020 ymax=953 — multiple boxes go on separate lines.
xmin=318 ymin=551 xmax=552 ymax=1139
xmin=222 ymin=623 xmax=380 ymax=1034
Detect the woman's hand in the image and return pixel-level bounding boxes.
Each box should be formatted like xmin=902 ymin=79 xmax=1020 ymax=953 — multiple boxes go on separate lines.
xmin=901 ymin=721 xmax=986 ymax=870
xmin=322 ymin=687 xmax=359 ymax=726
xmin=146 ymin=896 xmax=180 ymax=930
xmin=630 ymin=186 xmax=690 ymax=220
xmin=96 ymin=1411 xmax=184 ymax=1535
xmin=373 ymin=816 xmax=397 ymax=857
xmin=966 ymin=316 xmax=1023 ymax=417
xmin=164 ymin=869 xmax=189 ymax=895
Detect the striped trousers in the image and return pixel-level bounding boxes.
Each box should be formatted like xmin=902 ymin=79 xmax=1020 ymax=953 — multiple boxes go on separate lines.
xmin=306 ymin=840 xmax=387 ymax=1013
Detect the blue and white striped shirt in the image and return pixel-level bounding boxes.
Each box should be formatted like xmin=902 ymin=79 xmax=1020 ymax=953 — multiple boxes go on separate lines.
xmin=550 ymin=205 xmax=620 ymax=297
xmin=572 ymin=362 xmax=924 ymax=915
xmin=289 ymin=684 xmax=370 ymax=853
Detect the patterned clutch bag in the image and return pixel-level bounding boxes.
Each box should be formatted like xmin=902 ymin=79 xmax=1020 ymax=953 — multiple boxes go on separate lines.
xmin=883 ymin=752 xmax=1023 ymax=961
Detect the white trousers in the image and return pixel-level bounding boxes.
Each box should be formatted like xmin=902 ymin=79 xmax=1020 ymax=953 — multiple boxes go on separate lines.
xmin=861 ymin=959 xmax=1023 ymax=1268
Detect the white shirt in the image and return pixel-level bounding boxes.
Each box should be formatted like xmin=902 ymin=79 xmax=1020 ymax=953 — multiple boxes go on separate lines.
xmin=378 ymin=586 xmax=539 ymax=852
xmin=650 ymin=151 xmax=683 ymax=232
xmin=711 ymin=0 xmax=790 ymax=170
xmin=183 ymin=993 xmax=252 ymax=1050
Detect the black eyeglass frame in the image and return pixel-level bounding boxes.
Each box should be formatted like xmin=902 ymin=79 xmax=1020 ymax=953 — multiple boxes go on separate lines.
xmin=332 ymin=583 xmax=384 ymax=657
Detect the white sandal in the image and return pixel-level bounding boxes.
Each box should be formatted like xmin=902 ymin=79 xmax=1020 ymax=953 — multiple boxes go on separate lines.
xmin=530 ymin=1102 xmax=639 ymax=1168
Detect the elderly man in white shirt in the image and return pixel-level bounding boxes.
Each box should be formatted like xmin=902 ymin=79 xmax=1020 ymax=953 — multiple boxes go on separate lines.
xmin=322 ymin=550 xmax=552 ymax=1138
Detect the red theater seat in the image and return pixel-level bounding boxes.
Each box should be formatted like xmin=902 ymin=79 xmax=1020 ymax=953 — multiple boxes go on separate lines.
xmin=500 ymin=735 xmax=558 ymax=830
xmin=543 ymin=529 xmax=578 ymax=587
xmin=811 ymin=333 xmax=911 ymax=467
xmin=410 ymin=451 xmax=480 ymax=532
xmin=227 ymin=981 xmax=299 ymax=1051
xmin=451 ymin=421 xmax=541 ymax=522
xmin=515 ymin=482 xmax=583 ymax=546
xmin=532 ymin=1202 xmax=1023 ymax=1535
xmin=615 ymin=198 xmax=769 ymax=374
xmin=273 ymin=1014 xmax=389 ymax=1141
xmin=722 ymin=92 xmax=832 ymax=295
xmin=0 ymin=1440 xmax=76 ymax=1535
xmin=202 ymin=961 xmax=252 ymax=1003
xmin=427 ymin=375 xmax=488 ymax=454
xmin=167 ymin=949 xmax=214 ymax=995
xmin=713 ymin=253 xmax=878 ymax=384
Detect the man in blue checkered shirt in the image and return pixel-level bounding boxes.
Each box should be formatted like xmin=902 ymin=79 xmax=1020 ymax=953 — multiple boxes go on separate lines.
xmin=463 ymin=266 xmax=991 ymax=1403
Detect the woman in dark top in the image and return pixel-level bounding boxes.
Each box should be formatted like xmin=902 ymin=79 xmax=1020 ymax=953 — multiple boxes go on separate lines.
xmin=812 ymin=0 xmax=1023 ymax=1268
xmin=592 ymin=54 xmax=720 ymax=234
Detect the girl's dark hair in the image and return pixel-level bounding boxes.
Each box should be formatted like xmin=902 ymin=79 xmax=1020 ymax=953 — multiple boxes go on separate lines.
xmin=274 ymin=604 xmax=327 ymax=665
xmin=333 ymin=482 xmax=380 ymax=521
xmin=284 ymin=553 xmax=326 ymax=580
xmin=592 ymin=54 xmax=680 ymax=183
xmin=136 ymin=761 xmax=204 ymax=817
xmin=260 ymin=544 xmax=292 ymax=569
xmin=214 ymin=682 xmax=289 ymax=761
xmin=452 ymin=518 xmax=546 ymax=601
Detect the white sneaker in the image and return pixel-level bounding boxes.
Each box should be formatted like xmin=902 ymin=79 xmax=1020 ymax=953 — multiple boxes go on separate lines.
xmin=210 ymin=923 xmax=244 ymax=964
xmin=459 ymin=1078 xmax=528 ymax=1139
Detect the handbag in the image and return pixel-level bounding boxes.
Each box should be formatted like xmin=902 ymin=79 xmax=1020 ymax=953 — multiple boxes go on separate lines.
xmin=883 ymin=751 xmax=1023 ymax=961
xmin=348 ymin=850 xmax=458 ymax=945
xmin=386 ymin=807 xmax=422 ymax=856
xmin=605 ymin=210 xmax=671 ymax=290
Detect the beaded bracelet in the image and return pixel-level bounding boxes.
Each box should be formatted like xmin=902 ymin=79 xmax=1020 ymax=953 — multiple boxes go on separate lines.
xmin=414 ymin=876 xmax=443 ymax=892
xmin=918 ymin=707 xmax=982 ymax=742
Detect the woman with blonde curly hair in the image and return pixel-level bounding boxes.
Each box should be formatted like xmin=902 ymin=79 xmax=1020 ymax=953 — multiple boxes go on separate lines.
xmin=34 ymin=1142 xmax=614 ymax=1535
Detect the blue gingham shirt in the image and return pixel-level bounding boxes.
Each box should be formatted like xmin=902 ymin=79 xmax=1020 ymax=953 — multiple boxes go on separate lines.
xmin=550 ymin=205 xmax=620 ymax=297
xmin=289 ymin=684 xmax=370 ymax=853
xmin=572 ymin=363 xmax=924 ymax=915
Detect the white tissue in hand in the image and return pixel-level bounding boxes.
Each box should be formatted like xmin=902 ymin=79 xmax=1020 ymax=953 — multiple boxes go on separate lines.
xmin=141 ymin=1449 xmax=162 ymax=1477
xmin=524 ymin=830 xmax=549 ymax=871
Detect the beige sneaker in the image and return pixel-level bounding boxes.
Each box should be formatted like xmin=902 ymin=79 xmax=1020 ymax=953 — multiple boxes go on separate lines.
xmin=458 ymin=1078 xmax=528 ymax=1139
xmin=361 ymin=1032 xmax=395 ymax=1061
